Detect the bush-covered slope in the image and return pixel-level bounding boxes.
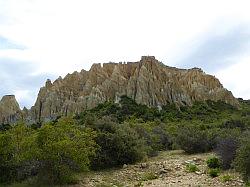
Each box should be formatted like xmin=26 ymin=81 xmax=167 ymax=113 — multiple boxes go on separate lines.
xmin=1 ymin=97 xmax=250 ymax=185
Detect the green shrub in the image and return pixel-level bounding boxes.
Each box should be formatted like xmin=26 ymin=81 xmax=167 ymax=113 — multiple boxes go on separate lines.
xmin=220 ymin=119 xmax=246 ymax=130
xmin=176 ymin=126 xmax=211 ymax=154
xmin=206 ymin=157 xmax=221 ymax=169
xmin=220 ymin=174 xmax=233 ymax=182
xmin=0 ymin=118 xmax=98 ymax=185
xmin=233 ymin=132 xmax=250 ymax=182
xmin=91 ymin=119 xmax=148 ymax=169
xmin=208 ymin=168 xmax=220 ymax=178
xmin=215 ymin=137 xmax=238 ymax=169
xmin=0 ymin=123 xmax=37 ymax=183
xmin=134 ymin=122 xmax=172 ymax=156
xmin=151 ymin=126 xmax=172 ymax=151
xmin=140 ymin=172 xmax=158 ymax=181
xmin=186 ymin=163 xmax=199 ymax=172
xmin=36 ymin=117 xmax=97 ymax=184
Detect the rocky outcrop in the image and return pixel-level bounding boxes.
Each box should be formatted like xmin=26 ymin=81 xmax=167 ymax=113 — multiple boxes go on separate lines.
xmin=27 ymin=56 xmax=239 ymax=122
xmin=0 ymin=56 xmax=239 ymax=124
xmin=0 ymin=95 xmax=22 ymax=124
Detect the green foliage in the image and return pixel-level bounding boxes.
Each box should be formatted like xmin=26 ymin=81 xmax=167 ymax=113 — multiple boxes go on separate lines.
xmin=186 ymin=163 xmax=199 ymax=172
xmin=215 ymin=136 xmax=239 ymax=170
xmin=0 ymin=123 xmax=11 ymax=131
xmin=208 ymin=168 xmax=220 ymax=178
xmin=233 ymin=131 xmax=250 ymax=182
xmin=36 ymin=117 xmax=97 ymax=184
xmin=2 ymin=96 xmax=250 ymax=185
xmin=90 ymin=117 xmax=148 ymax=169
xmin=0 ymin=123 xmax=37 ymax=183
xmin=220 ymin=174 xmax=233 ymax=182
xmin=78 ymin=96 xmax=160 ymax=123
xmin=0 ymin=118 xmax=98 ymax=185
xmin=220 ymin=119 xmax=246 ymax=130
xmin=176 ymin=125 xmax=211 ymax=154
xmin=140 ymin=172 xmax=158 ymax=181
xmin=206 ymin=157 xmax=221 ymax=169
xmin=133 ymin=122 xmax=172 ymax=156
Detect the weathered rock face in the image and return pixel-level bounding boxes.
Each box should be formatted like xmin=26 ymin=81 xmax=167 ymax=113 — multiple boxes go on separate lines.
xmin=0 ymin=95 xmax=22 ymax=124
xmin=0 ymin=56 xmax=239 ymax=124
xmin=28 ymin=56 xmax=239 ymax=122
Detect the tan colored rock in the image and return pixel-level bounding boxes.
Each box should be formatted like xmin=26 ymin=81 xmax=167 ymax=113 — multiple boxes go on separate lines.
xmin=0 ymin=95 xmax=22 ymax=124
xmin=0 ymin=56 xmax=239 ymax=123
xmin=28 ymin=56 xmax=239 ymax=122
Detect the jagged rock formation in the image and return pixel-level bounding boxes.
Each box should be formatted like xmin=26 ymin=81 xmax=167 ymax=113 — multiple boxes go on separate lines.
xmin=0 ymin=56 xmax=239 ymax=123
xmin=0 ymin=95 xmax=22 ymax=124
xmin=28 ymin=56 xmax=239 ymax=122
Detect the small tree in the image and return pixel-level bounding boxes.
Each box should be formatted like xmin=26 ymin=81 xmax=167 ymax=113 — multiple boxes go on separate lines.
xmin=91 ymin=119 xmax=147 ymax=169
xmin=36 ymin=117 xmax=97 ymax=184
xmin=215 ymin=137 xmax=238 ymax=169
xmin=176 ymin=126 xmax=210 ymax=154
xmin=0 ymin=123 xmax=37 ymax=183
xmin=233 ymin=132 xmax=250 ymax=182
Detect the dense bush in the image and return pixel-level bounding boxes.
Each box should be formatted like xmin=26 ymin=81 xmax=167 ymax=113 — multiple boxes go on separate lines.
xmin=233 ymin=132 xmax=250 ymax=182
xmin=206 ymin=157 xmax=221 ymax=169
xmin=220 ymin=119 xmax=246 ymax=130
xmin=0 ymin=123 xmax=37 ymax=183
xmin=36 ymin=117 xmax=97 ymax=184
xmin=90 ymin=118 xmax=148 ymax=169
xmin=208 ymin=168 xmax=220 ymax=178
xmin=78 ymin=96 xmax=161 ymax=123
xmin=1 ymin=97 xmax=250 ymax=185
xmin=176 ymin=126 xmax=211 ymax=154
xmin=0 ymin=123 xmax=11 ymax=131
xmin=151 ymin=126 xmax=172 ymax=151
xmin=133 ymin=122 xmax=172 ymax=156
xmin=215 ymin=137 xmax=239 ymax=169
xmin=0 ymin=118 xmax=98 ymax=185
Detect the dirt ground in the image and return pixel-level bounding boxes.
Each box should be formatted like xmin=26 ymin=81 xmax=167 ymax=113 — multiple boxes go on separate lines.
xmin=70 ymin=150 xmax=245 ymax=187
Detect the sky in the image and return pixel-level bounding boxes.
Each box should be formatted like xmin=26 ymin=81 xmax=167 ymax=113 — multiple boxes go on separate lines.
xmin=0 ymin=0 xmax=250 ymax=108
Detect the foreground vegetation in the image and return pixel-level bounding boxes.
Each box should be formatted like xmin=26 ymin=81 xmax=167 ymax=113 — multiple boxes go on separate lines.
xmin=0 ymin=96 xmax=250 ymax=185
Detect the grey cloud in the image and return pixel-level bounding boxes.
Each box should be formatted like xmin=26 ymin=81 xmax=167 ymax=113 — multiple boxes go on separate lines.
xmin=0 ymin=58 xmax=56 ymax=108
xmin=175 ymin=25 xmax=250 ymax=72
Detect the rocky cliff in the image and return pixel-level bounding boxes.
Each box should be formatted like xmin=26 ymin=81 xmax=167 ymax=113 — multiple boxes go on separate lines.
xmin=0 ymin=95 xmax=23 ymax=124
xmin=0 ymin=56 xmax=239 ymax=123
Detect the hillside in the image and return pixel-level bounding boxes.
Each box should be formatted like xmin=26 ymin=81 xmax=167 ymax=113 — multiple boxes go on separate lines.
xmin=0 ymin=56 xmax=239 ymax=124
xmin=0 ymin=95 xmax=250 ymax=186
xmin=0 ymin=57 xmax=249 ymax=187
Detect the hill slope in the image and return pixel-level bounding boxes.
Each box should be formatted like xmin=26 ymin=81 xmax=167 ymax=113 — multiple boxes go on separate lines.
xmin=0 ymin=56 xmax=239 ymax=124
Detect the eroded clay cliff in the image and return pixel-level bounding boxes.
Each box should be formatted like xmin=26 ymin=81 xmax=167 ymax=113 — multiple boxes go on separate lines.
xmin=0 ymin=56 xmax=239 ymax=124
xmin=0 ymin=95 xmax=22 ymax=124
xmin=28 ymin=56 xmax=239 ymax=122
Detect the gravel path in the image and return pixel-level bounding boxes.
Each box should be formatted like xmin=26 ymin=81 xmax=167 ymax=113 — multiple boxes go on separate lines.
xmin=72 ymin=150 xmax=244 ymax=187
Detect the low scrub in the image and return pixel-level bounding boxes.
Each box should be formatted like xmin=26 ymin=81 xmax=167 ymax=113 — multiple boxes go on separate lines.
xmin=208 ymin=168 xmax=220 ymax=178
xmin=140 ymin=172 xmax=158 ymax=181
xmin=220 ymin=174 xmax=233 ymax=183
xmin=215 ymin=137 xmax=238 ymax=169
xmin=186 ymin=163 xmax=199 ymax=173
xmin=233 ymin=132 xmax=250 ymax=182
xmin=90 ymin=118 xmax=148 ymax=169
xmin=0 ymin=118 xmax=98 ymax=185
xmin=176 ymin=126 xmax=211 ymax=154
xmin=206 ymin=157 xmax=221 ymax=169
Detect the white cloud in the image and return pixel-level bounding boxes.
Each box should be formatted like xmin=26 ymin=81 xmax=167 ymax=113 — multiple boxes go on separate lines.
xmin=215 ymin=58 xmax=250 ymax=99
xmin=14 ymin=89 xmax=37 ymax=109
xmin=0 ymin=0 xmax=250 ymax=106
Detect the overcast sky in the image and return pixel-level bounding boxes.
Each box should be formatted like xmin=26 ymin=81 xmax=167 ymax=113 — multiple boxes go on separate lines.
xmin=0 ymin=0 xmax=250 ymax=108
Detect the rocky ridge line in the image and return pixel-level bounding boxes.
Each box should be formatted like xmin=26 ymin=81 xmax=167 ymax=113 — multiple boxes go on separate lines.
xmin=0 ymin=56 xmax=239 ymax=124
